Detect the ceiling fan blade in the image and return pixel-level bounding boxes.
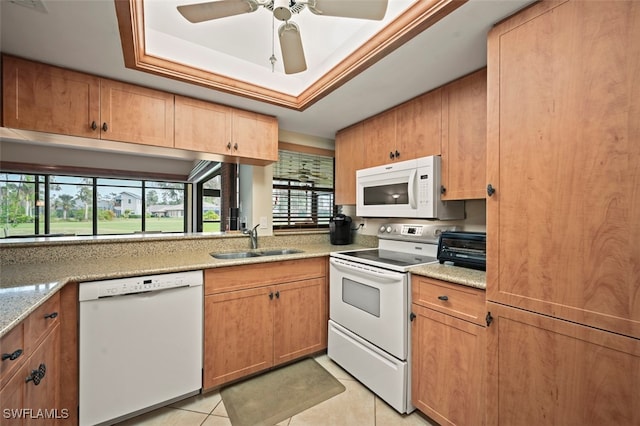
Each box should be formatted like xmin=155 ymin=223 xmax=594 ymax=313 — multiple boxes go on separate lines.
xmin=177 ymin=0 xmax=259 ymax=23
xmin=307 ymin=0 xmax=388 ymax=20
xmin=278 ymin=21 xmax=307 ymax=74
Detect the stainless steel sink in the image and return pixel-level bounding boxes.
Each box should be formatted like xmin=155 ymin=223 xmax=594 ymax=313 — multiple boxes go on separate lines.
xmin=259 ymin=249 xmax=304 ymax=256
xmin=211 ymin=248 xmax=304 ymax=259
xmin=211 ymin=251 xmax=262 ymax=259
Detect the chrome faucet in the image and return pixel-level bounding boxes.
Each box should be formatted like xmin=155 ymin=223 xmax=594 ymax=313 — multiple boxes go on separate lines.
xmin=244 ymin=224 xmax=260 ymax=249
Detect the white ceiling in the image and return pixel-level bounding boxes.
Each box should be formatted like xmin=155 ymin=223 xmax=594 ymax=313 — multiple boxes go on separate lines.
xmin=0 ymin=0 xmax=534 ymax=141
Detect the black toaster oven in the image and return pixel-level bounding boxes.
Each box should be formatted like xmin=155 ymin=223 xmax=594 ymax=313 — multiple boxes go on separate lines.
xmin=437 ymin=231 xmax=486 ymax=271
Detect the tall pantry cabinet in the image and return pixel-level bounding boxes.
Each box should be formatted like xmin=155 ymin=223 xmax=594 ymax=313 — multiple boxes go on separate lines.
xmin=485 ymin=1 xmax=640 ymax=424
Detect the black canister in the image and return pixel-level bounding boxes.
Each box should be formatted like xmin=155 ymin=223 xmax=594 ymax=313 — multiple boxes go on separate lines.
xmin=329 ymin=214 xmax=353 ymax=245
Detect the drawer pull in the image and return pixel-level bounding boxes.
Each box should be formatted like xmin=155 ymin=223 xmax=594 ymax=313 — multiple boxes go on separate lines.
xmin=2 ymin=349 xmax=23 ymax=362
xmin=25 ymin=363 xmax=46 ymax=386
xmin=438 ymin=295 xmax=449 ymax=301
xmin=44 ymin=312 xmax=59 ymax=320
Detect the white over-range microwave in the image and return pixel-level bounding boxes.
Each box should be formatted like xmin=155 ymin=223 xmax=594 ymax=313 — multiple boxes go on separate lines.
xmin=356 ymin=155 xmax=464 ymax=220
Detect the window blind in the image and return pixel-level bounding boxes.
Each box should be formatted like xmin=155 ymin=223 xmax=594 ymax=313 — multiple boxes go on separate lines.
xmin=272 ymin=150 xmax=334 ymax=229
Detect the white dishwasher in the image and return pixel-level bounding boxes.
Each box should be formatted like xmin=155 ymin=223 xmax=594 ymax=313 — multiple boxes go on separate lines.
xmin=79 ymin=270 xmax=203 ymax=426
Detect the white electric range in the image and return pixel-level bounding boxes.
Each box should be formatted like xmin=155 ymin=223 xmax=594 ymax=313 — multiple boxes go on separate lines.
xmin=328 ymin=223 xmax=456 ymax=414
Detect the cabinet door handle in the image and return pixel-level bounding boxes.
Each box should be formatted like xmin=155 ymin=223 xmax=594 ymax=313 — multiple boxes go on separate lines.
xmin=44 ymin=312 xmax=58 ymax=320
xmin=91 ymin=121 xmax=97 ymax=131
xmin=389 ymin=151 xmax=395 ymax=159
xmin=395 ymin=150 xmax=400 ymax=159
xmin=227 ymin=142 xmax=232 ymax=150
xmin=487 ymin=184 xmax=496 ymax=197
xmin=409 ymin=312 xmax=416 ymax=322
xmin=440 ymin=185 xmax=447 ymax=194
xmin=233 ymin=143 xmax=238 ymax=151
xmin=269 ymin=292 xmax=274 ymax=300
xmin=2 ymin=349 xmax=23 ymax=362
xmin=275 ymin=291 xmax=280 ymax=299
xmin=102 ymin=122 xmax=108 ymax=132
xmin=25 ymin=363 xmax=46 ymax=386
xmin=438 ymin=295 xmax=449 ymax=301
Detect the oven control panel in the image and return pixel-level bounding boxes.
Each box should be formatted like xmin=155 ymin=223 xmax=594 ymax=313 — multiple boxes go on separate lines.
xmin=378 ymin=223 xmax=458 ymax=243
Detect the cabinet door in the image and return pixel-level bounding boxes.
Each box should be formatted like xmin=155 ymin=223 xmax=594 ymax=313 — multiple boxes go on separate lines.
xmin=2 ymin=55 xmax=100 ymax=138
xmin=486 ymin=0 xmax=640 ymax=338
xmin=24 ymin=326 xmax=60 ymax=426
xmin=363 ymin=109 xmax=397 ymax=167
xmin=174 ymin=95 xmax=231 ymax=153
xmin=411 ymin=304 xmax=485 ymax=426
xmin=395 ymin=88 xmax=442 ymax=160
xmin=99 ymin=79 xmax=174 ymax=147
xmin=203 ymin=288 xmax=273 ymax=389
xmin=273 ymin=278 xmax=327 ymax=365
xmin=334 ymin=123 xmax=365 ymax=205
xmin=487 ymin=302 xmax=640 ymax=425
xmin=230 ymin=109 xmax=278 ymax=162
xmin=0 ymin=362 xmax=26 ymax=426
xmin=441 ymin=69 xmax=486 ymax=200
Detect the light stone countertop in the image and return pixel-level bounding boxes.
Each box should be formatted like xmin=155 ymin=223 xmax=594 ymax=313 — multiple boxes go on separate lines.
xmin=0 ymin=242 xmax=366 ymax=338
xmin=409 ymin=262 xmax=486 ymax=290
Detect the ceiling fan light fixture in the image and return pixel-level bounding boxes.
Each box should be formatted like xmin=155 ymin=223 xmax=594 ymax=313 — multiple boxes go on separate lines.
xmin=278 ymin=21 xmax=307 ymax=74
xmin=273 ymin=0 xmax=292 ymax=21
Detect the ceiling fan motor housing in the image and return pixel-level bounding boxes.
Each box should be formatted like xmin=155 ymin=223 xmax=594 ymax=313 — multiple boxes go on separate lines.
xmin=273 ymin=0 xmax=292 ymax=21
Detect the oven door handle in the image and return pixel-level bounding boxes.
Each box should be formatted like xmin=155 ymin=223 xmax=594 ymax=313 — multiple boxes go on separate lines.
xmin=330 ymin=259 xmax=402 ymax=283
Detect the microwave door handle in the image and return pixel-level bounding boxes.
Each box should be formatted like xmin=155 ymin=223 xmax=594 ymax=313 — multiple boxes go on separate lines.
xmin=330 ymin=259 xmax=400 ymax=283
xmin=408 ymin=169 xmax=417 ymax=209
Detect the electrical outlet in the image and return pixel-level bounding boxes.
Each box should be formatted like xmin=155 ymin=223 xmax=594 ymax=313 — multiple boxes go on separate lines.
xmin=259 ymin=216 xmax=268 ymax=229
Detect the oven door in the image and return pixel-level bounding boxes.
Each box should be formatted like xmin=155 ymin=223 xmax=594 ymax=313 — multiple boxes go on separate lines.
xmin=329 ymin=257 xmax=408 ymax=360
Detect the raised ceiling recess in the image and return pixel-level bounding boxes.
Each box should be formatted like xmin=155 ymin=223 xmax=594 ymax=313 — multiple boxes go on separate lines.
xmin=114 ymin=0 xmax=466 ymax=111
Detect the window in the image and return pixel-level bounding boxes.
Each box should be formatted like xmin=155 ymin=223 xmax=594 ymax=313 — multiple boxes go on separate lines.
xmin=0 ymin=172 xmax=187 ymax=238
xmin=272 ymin=149 xmax=334 ymax=229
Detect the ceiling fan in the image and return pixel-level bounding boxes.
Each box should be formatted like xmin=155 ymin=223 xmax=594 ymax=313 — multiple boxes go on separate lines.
xmin=177 ymin=0 xmax=389 ymax=74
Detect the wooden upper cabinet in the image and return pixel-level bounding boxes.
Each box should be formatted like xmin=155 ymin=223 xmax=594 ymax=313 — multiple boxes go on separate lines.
xmin=174 ymin=95 xmax=232 ymax=153
xmin=441 ymin=68 xmax=487 ymax=200
xmin=174 ymin=95 xmax=278 ymax=163
xmin=334 ymin=123 xmax=365 ymax=205
xmin=395 ymin=88 xmax=442 ymax=159
xmin=99 ymin=79 xmax=174 ymax=148
xmin=363 ymin=108 xmax=397 ymax=167
xmin=486 ymin=0 xmax=640 ymax=338
xmin=2 ymin=55 xmax=101 ymax=138
xmin=230 ymin=109 xmax=278 ymax=162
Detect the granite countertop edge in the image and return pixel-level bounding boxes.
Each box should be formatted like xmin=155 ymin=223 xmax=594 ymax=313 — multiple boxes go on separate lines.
xmin=409 ymin=263 xmax=487 ymax=290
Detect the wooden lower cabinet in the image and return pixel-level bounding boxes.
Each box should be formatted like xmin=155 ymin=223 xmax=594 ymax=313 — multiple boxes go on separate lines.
xmin=487 ymin=302 xmax=640 ymax=426
xmin=204 ymin=287 xmax=274 ymax=388
xmin=203 ymin=258 xmax=328 ymax=390
xmin=411 ymin=276 xmax=486 ymax=426
xmin=0 ymin=324 xmax=61 ymax=426
xmin=273 ymin=278 xmax=327 ymax=365
xmin=411 ymin=304 xmax=485 ymax=426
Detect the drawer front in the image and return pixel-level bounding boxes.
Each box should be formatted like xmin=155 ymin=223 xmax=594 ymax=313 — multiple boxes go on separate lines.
xmin=412 ymin=276 xmax=486 ymax=326
xmin=205 ymin=257 xmax=327 ymax=295
xmin=24 ymin=292 xmax=61 ymax=352
xmin=0 ymin=323 xmax=25 ymax=387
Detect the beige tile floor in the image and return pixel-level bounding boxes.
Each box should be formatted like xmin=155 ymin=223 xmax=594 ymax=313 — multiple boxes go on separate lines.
xmin=116 ymin=354 xmax=436 ymax=426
